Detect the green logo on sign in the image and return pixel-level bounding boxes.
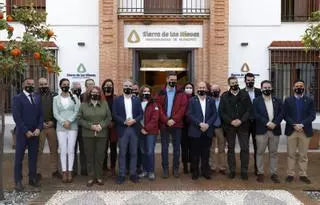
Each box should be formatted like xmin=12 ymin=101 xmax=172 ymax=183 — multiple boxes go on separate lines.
xmin=128 ymin=30 xmax=140 ymax=43
xmin=77 ymin=63 xmax=86 ymax=73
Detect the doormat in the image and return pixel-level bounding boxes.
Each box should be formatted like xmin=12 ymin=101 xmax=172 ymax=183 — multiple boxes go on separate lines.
xmin=46 ymin=190 xmax=303 ymax=205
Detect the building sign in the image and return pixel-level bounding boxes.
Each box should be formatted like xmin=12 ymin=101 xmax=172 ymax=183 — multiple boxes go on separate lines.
xmin=124 ymin=25 xmax=203 ymax=48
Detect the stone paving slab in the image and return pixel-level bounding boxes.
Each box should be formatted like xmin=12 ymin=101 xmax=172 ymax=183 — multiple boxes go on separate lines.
xmin=45 ymin=190 xmax=303 ymax=205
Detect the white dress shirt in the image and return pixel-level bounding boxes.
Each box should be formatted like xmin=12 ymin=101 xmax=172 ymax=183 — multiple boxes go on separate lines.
xmin=124 ymin=95 xmax=133 ymax=120
xmin=199 ymin=96 xmax=206 ymax=122
xmin=23 ymin=90 xmax=33 ymax=104
xmin=246 ymin=88 xmax=255 ymax=103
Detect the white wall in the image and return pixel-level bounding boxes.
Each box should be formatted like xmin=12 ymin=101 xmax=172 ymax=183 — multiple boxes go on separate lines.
xmin=229 ymin=0 xmax=281 ymax=26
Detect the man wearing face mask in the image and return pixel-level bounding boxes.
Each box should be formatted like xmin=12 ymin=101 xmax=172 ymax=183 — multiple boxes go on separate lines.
xmin=219 ymin=76 xmax=252 ymax=180
xmin=187 ymin=82 xmax=217 ymax=180
xmin=253 ymin=80 xmax=283 ymax=183
xmin=156 ymin=71 xmax=188 ymax=178
xmin=209 ymin=84 xmax=227 ymax=175
xmin=112 ymin=80 xmax=143 ymax=184
xmin=284 ymin=80 xmax=315 ymax=184
xmin=241 ymin=73 xmax=262 ymax=176
xmin=71 ymin=81 xmax=82 ymax=99
xmin=36 ymin=78 xmax=61 ymax=180
xmin=12 ymin=78 xmax=44 ymax=191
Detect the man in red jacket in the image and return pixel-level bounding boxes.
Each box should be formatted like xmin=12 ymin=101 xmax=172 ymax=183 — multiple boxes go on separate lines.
xmin=156 ymin=71 xmax=188 ymax=178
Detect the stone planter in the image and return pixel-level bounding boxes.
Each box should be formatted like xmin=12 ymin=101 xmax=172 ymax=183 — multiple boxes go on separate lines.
xmin=309 ymin=130 xmax=320 ymax=149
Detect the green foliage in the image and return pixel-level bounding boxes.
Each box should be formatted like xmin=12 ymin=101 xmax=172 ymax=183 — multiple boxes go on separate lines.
xmin=302 ymin=10 xmax=320 ymax=49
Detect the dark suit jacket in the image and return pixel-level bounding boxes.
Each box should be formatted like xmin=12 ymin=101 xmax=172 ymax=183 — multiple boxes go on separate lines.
xmin=241 ymin=87 xmax=262 ymax=120
xmin=284 ymin=95 xmax=316 ymax=137
xmin=253 ymin=96 xmax=283 ymax=136
xmin=187 ymin=96 xmax=217 ymax=138
xmin=12 ymin=92 xmax=43 ymax=135
xmin=112 ymin=95 xmax=143 ymax=137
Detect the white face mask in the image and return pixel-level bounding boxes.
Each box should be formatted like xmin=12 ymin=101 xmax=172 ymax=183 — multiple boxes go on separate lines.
xmin=185 ymin=88 xmax=193 ymax=95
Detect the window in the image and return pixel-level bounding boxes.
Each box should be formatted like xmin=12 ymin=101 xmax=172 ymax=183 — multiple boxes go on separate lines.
xmin=4 ymin=49 xmax=58 ymax=113
xmin=144 ymin=0 xmax=182 ymax=14
xmin=6 ymin=0 xmax=46 ymax=16
xmin=281 ymin=0 xmax=320 ymax=22
xmin=270 ymin=48 xmax=320 ymax=112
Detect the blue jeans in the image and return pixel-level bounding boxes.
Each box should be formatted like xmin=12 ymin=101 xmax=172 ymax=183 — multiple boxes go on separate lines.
xmin=118 ymin=127 xmax=138 ymax=176
xmin=139 ymin=134 xmax=157 ymax=173
xmin=160 ymin=127 xmax=181 ymax=171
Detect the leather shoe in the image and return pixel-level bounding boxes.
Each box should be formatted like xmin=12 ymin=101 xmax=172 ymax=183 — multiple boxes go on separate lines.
xmin=285 ymin=175 xmax=294 ymax=183
xmin=130 ymin=175 xmax=139 ymax=183
xmin=29 ymin=179 xmax=40 ymax=187
xmin=257 ymin=174 xmax=264 ymax=183
xmin=271 ymin=174 xmax=281 ymax=184
xmin=116 ymin=176 xmax=125 ymax=184
xmin=228 ymin=172 xmax=236 ymax=179
xmin=192 ymin=172 xmax=199 ymax=180
xmin=299 ymin=176 xmax=311 ymax=184
xmin=15 ymin=182 xmax=24 ymax=192
xmin=173 ymin=169 xmax=180 ymax=178
xmin=241 ymin=172 xmax=248 ymax=180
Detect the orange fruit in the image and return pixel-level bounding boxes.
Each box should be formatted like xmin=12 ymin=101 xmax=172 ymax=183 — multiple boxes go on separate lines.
xmin=33 ymin=52 xmax=41 ymax=59
xmin=6 ymin=15 xmax=13 ymax=22
xmin=10 ymin=48 xmax=21 ymax=57
xmin=0 ymin=43 xmax=5 ymax=51
xmin=47 ymin=30 xmax=54 ymax=37
xmin=7 ymin=26 xmax=14 ymax=32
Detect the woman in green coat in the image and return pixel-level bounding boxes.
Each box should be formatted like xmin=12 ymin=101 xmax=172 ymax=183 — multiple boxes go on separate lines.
xmin=78 ymin=86 xmax=112 ymax=186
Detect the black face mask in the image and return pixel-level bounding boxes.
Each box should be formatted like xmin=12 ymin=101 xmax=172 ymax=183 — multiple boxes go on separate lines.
xmin=212 ymin=91 xmax=220 ymax=98
xmin=25 ymin=86 xmax=34 ymax=93
xmin=294 ymin=88 xmax=304 ymax=95
xmin=103 ymin=86 xmax=113 ymax=94
xmin=72 ymin=88 xmax=81 ymax=97
xmin=132 ymin=91 xmax=139 ymax=96
xmin=246 ymin=82 xmax=254 ymax=88
xmin=39 ymin=87 xmax=49 ymax=94
xmin=90 ymin=94 xmax=100 ymax=101
xmin=230 ymin=84 xmax=239 ymax=91
xmin=143 ymin=93 xmax=150 ymax=99
xmin=123 ymin=88 xmax=132 ymax=95
xmin=168 ymin=81 xmax=176 ymax=88
xmin=61 ymin=86 xmax=70 ymax=93
xmin=262 ymin=89 xmax=272 ymax=96
xmin=197 ymin=90 xmax=206 ymax=96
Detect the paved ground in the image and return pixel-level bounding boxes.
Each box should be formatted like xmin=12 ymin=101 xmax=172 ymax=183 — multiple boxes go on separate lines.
xmin=1 ymin=153 xmax=319 ymax=205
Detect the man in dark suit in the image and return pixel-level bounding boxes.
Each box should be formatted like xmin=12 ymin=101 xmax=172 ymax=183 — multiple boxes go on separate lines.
xmin=187 ymin=82 xmax=217 ymax=180
xmin=219 ymin=76 xmax=252 ymax=180
xmin=241 ymin=72 xmax=262 ymax=176
xmin=12 ymin=78 xmax=43 ymax=191
xmin=253 ymin=80 xmax=283 ymax=183
xmin=284 ymin=80 xmax=315 ymax=184
xmin=112 ymin=80 xmax=143 ymax=184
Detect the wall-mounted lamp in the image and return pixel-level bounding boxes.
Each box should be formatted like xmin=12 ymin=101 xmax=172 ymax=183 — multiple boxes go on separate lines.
xmin=77 ymin=42 xmax=85 ymax=47
xmin=241 ymin=42 xmax=249 ymax=47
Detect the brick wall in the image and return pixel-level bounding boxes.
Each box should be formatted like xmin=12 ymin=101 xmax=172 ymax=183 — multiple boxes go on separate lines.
xmin=99 ymin=0 xmax=229 ymax=94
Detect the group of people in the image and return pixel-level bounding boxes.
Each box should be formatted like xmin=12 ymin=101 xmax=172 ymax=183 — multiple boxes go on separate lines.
xmin=12 ymin=71 xmax=316 ymax=191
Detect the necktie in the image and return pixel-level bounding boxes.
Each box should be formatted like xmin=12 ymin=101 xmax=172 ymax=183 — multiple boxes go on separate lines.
xmin=29 ymin=94 xmax=35 ymax=105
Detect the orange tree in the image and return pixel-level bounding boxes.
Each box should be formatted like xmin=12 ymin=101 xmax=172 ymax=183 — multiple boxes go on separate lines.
xmin=0 ymin=3 xmax=60 ymax=199
xmin=302 ymin=11 xmax=320 ymax=49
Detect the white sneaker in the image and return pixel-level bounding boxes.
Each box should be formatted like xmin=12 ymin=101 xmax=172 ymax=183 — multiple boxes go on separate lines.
xmin=138 ymin=171 xmax=147 ymax=178
xmin=148 ymin=172 xmax=155 ymax=180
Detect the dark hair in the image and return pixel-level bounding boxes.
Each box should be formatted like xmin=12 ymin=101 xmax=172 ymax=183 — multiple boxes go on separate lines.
xmin=101 ymin=79 xmax=114 ymax=96
xmin=85 ymin=78 xmax=95 ymax=88
xmin=23 ymin=78 xmax=34 ymax=83
xmin=293 ymin=79 xmax=305 ymax=86
xmin=260 ymin=80 xmax=272 ymax=88
xmin=139 ymin=85 xmax=152 ymax=100
xmin=184 ymin=82 xmax=195 ymax=96
xmin=244 ymin=73 xmax=255 ymax=81
xmin=228 ymin=76 xmax=238 ymax=84
xmin=167 ymin=71 xmax=177 ymax=78
xmin=83 ymin=86 xmax=106 ymax=103
xmin=59 ymin=78 xmax=76 ymax=104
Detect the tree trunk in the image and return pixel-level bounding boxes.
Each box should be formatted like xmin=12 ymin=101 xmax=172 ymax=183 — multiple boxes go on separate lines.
xmin=0 ymin=78 xmax=5 ymax=200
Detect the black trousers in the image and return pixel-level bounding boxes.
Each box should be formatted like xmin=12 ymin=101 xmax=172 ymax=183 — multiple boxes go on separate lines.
xmin=103 ymin=136 xmax=118 ymax=170
xmin=190 ymin=135 xmax=212 ymax=175
xmin=225 ymin=125 xmax=249 ymax=173
xmin=248 ymin=120 xmax=257 ymax=173
xmin=73 ymin=128 xmax=87 ymax=174
xmin=181 ymin=127 xmax=191 ymax=165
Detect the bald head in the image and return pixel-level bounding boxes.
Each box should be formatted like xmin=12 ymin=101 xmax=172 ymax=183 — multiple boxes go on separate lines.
xmin=72 ymin=81 xmax=81 ymax=89
xmin=211 ymin=84 xmax=221 ymax=98
xmin=38 ymin=78 xmax=48 ymax=88
xmin=197 ymin=81 xmax=207 ymax=97
xmin=211 ymin=84 xmax=220 ymax=91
